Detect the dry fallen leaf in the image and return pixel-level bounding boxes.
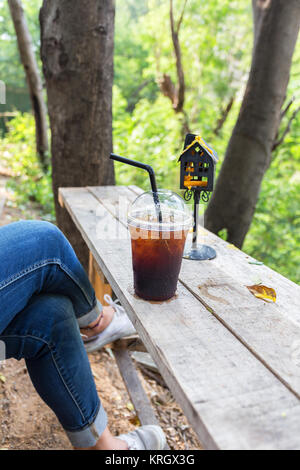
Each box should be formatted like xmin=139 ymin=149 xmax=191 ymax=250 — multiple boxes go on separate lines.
xmin=227 ymin=243 xmax=239 ymax=250
xmin=0 ymin=375 xmax=6 ymax=383
xmin=126 ymin=402 xmax=134 ymax=411
xmin=246 ymin=284 xmax=276 ymax=302
xmin=129 ymin=415 xmax=141 ymax=426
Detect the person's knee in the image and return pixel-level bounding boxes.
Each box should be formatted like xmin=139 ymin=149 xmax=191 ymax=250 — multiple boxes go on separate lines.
xmin=34 ymin=221 xmax=66 ymax=251
xmin=21 ymin=220 xmax=69 ymax=259
xmin=12 ymin=220 xmax=66 ymax=250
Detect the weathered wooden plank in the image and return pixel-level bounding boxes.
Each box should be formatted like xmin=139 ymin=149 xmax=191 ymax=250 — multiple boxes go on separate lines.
xmin=113 ymin=342 xmax=170 ymax=450
xmin=131 ymin=352 xmax=159 ymax=372
xmin=127 ymin=185 xmax=300 ymax=322
xmin=113 ymin=346 xmax=160 ymax=426
xmin=190 ymin=227 xmax=300 ymax=324
xmin=59 ymin=186 xmax=300 ymax=449
xmin=113 ymin=347 xmax=170 ymax=450
xmin=180 ymin=261 xmax=300 ymax=398
xmin=88 ymin=185 xmax=136 ymax=223
xmin=114 ymin=336 xmax=147 ymax=353
xmin=59 ymin=187 xmax=128 ymax=241
xmin=125 ymin=185 xmax=300 ymax=399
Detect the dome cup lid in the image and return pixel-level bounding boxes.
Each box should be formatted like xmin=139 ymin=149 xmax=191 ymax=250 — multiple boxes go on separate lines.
xmin=128 ymin=190 xmax=193 ymax=232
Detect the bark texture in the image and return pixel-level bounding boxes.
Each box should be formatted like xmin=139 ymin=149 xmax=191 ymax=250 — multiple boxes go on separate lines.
xmin=8 ymin=0 xmax=49 ymax=169
xmin=158 ymin=0 xmax=187 ymax=113
xmin=40 ymin=0 xmax=115 ymax=268
xmin=205 ymin=0 xmax=300 ymax=248
xmin=252 ymin=0 xmax=268 ymax=46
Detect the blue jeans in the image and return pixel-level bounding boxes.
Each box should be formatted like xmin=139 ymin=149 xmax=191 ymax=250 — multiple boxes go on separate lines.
xmin=0 ymin=220 xmax=107 ymax=447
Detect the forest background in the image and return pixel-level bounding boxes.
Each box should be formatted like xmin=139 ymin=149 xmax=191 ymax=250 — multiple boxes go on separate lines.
xmin=0 ymin=0 xmax=299 ymax=283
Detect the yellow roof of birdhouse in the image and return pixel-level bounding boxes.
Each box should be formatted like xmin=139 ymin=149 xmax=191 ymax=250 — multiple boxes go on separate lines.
xmin=178 ymin=135 xmax=218 ymax=163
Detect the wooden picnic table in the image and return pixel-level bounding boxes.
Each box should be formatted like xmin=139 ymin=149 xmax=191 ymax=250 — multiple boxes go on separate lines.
xmin=59 ymin=185 xmax=300 ymax=450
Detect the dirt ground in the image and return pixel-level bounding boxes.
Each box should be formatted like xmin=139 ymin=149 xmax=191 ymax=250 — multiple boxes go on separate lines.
xmin=0 ymin=173 xmax=201 ymax=450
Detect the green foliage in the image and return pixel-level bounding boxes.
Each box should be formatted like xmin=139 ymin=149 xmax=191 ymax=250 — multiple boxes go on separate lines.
xmin=0 ymin=0 xmax=43 ymax=132
xmin=114 ymin=0 xmax=157 ymax=111
xmin=0 ymin=0 xmax=42 ymax=88
xmin=113 ymin=0 xmax=300 ymax=284
xmin=243 ymin=113 xmax=300 ymax=283
xmin=114 ymin=89 xmax=182 ymax=191
xmin=0 ymin=112 xmax=54 ymax=220
xmin=0 ymin=0 xmax=299 ymax=283
xmin=244 ymin=173 xmax=300 ymax=283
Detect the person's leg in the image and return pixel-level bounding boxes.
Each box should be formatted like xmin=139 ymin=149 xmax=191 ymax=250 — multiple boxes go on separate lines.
xmin=0 ymin=220 xmax=101 ymax=334
xmin=0 ymin=293 xmax=125 ymax=449
xmin=0 ymin=293 xmax=165 ymax=450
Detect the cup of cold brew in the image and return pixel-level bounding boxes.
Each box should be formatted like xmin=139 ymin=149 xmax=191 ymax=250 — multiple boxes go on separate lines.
xmin=128 ymin=190 xmax=192 ymax=301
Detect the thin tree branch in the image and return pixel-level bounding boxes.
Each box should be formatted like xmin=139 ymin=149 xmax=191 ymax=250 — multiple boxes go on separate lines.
xmin=176 ymin=0 xmax=188 ymax=34
xmin=169 ymin=0 xmax=186 ymax=113
xmin=8 ymin=0 xmax=49 ymax=171
xmin=182 ymin=109 xmax=190 ymax=135
xmin=272 ymin=96 xmax=295 ymax=146
xmin=126 ymin=79 xmax=153 ymax=113
xmin=213 ymin=95 xmax=235 ymax=135
xmin=280 ymin=96 xmax=295 ymax=121
xmin=272 ymin=105 xmax=300 ymax=151
xmin=157 ymin=73 xmax=177 ymax=104
xmin=170 ymin=0 xmax=175 ymax=36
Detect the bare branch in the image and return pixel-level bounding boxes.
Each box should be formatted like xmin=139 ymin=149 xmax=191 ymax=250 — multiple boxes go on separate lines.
xmin=176 ymin=0 xmax=188 ymax=34
xmin=272 ymin=105 xmax=300 ymax=151
xmin=213 ymin=96 xmax=235 ymax=135
xmin=126 ymin=79 xmax=153 ymax=113
xmin=170 ymin=0 xmax=175 ymax=36
xmin=280 ymin=96 xmax=295 ymax=121
xmin=8 ymin=0 xmax=49 ymax=170
xmin=182 ymin=109 xmax=190 ymax=135
xmin=169 ymin=0 xmax=186 ymax=113
xmin=272 ymin=96 xmax=295 ymax=145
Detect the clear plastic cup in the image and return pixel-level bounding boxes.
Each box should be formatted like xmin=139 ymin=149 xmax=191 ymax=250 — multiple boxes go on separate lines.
xmin=128 ymin=190 xmax=192 ymax=301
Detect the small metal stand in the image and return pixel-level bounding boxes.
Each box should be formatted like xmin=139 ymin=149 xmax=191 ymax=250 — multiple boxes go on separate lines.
xmin=183 ymin=190 xmax=216 ymax=261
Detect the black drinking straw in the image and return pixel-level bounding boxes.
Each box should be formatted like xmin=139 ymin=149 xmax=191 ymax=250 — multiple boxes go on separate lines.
xmin=110 ymin=153 xmax=162 ymax=223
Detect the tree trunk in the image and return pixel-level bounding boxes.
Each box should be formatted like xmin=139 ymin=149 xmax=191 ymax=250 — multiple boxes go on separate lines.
xmin=40 ymin=0 xmax=115 ymax=269
xmin=252 ymin=0 xmax=266 ymax=46
xmin=205 ymin=0 xmax=300 ymax=248
xmin=8 ymin=0 xmax=49 ymax=170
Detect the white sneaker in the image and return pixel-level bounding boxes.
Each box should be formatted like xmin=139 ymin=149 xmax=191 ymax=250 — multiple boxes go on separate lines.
xmin=117 ymin=425 xmax=166 ymax=450
xmin=84 ymin=295 xmax=136 ymax=353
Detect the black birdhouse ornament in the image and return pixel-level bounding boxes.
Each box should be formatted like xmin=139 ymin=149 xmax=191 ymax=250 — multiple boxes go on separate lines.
xmin=179 ymin=133 xmax=218 ymax=260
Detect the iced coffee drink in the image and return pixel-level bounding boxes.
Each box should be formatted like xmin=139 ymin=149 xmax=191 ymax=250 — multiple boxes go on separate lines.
xmin=128 ymin=191 xmax=192 ymax=301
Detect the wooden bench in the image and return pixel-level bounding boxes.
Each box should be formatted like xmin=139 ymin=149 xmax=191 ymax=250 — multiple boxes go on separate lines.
xmin=59 ymin=185 xmax=300 ymax=450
